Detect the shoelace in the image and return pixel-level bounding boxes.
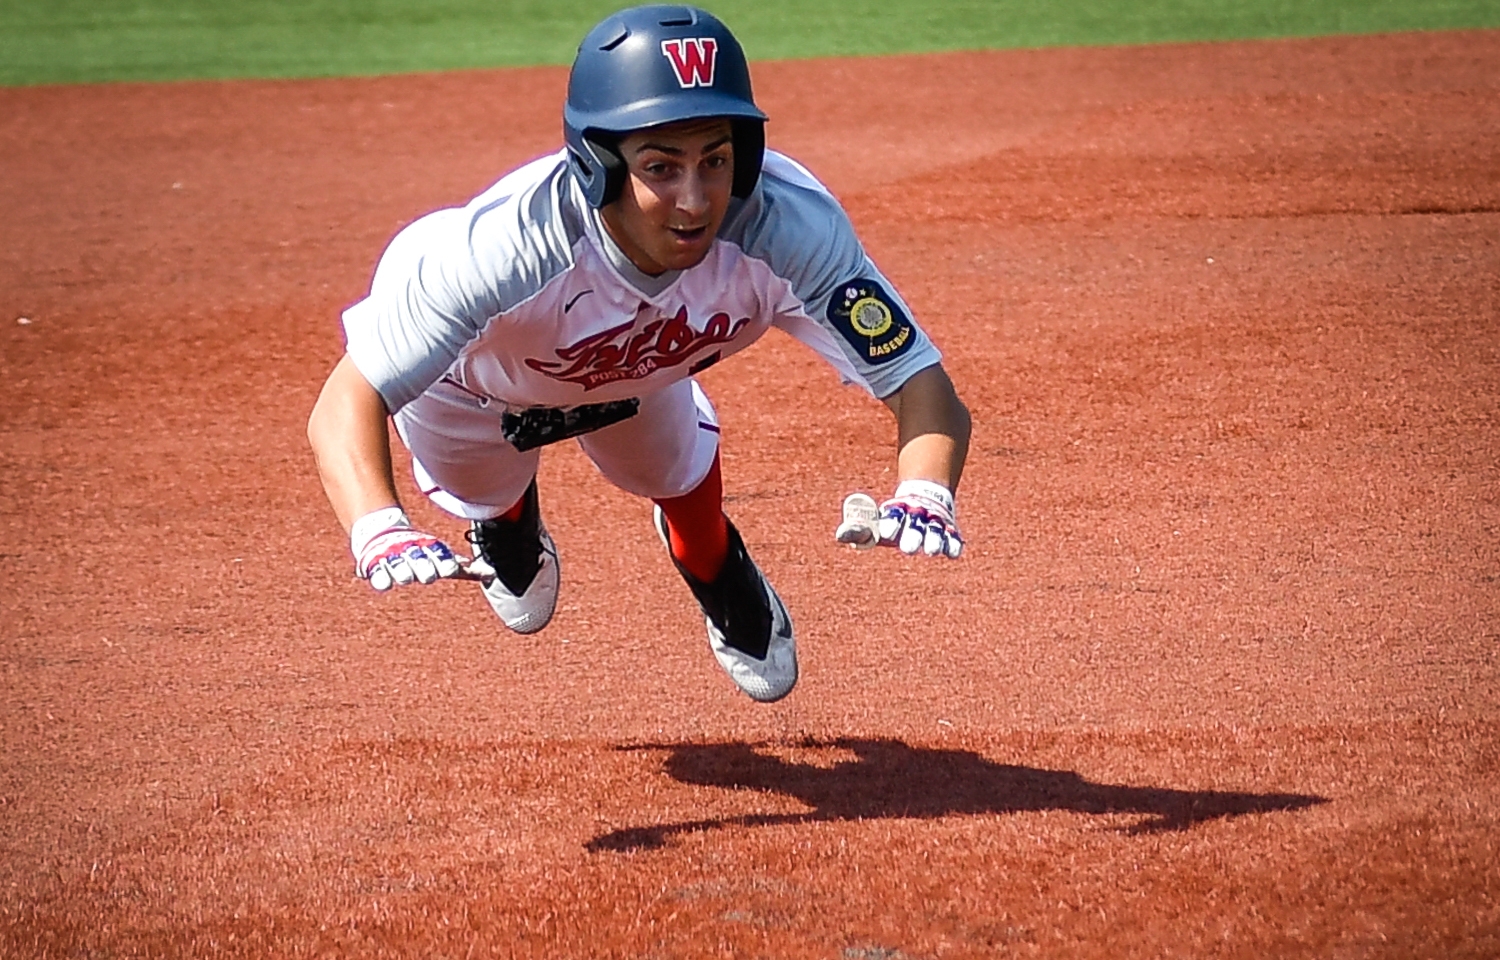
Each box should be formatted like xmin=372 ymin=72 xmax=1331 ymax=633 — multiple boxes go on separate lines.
xmin=467 ymin=519 xmax=545 ymax=595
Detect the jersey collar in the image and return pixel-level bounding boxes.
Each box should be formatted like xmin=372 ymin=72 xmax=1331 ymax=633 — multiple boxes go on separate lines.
xmin=586 ymin=205 xmax=683 ymax=299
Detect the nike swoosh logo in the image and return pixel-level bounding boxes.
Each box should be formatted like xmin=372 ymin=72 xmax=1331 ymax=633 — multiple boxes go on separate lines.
xmin=564 ymin=289 xmax=594 ymax=313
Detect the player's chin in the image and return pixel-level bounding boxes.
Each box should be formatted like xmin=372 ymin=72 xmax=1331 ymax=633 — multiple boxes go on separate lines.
xmin=658 ymin=227 xmax=714 ymax=269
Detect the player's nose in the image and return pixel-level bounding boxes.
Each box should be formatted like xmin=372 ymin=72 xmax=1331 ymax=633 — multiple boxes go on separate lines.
xmin=676 ymin=169 xmax=710 ymax=219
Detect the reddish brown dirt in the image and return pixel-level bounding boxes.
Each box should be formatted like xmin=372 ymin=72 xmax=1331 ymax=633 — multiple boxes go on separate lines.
xmin=2 ymin=29 xmax=1498 ymax=960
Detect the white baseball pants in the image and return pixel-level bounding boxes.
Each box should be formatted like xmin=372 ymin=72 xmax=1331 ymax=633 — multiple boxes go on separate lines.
xmin=393 ymin=377 xmax=720 ymax=521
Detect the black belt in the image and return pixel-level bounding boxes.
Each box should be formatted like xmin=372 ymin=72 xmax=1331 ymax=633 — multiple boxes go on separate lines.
xmin=500 ymin=398 xmax=641 ymax=452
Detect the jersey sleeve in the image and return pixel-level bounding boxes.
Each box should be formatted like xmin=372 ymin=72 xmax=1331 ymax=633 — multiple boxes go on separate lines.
xmin=340 ymin=153 xmax=577 ymax=413
xmin=726 ymin=152 xmax=942 ymax=399
xmin=341 ymin=208 xmax=494 ymax=412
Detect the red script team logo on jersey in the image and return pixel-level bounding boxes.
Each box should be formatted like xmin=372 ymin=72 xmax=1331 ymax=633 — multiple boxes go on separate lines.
xmin=526 ymin=307 xmax=750 ymax=390
xmin=660 ymin=38 xmax=718 ymax=88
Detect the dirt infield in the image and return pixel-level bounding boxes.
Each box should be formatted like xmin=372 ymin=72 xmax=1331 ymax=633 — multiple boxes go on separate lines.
xmin=3 ymin=28 xmax=1498 ymax=959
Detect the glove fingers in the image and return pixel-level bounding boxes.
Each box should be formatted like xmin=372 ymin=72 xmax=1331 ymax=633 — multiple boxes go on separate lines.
xmin=878 ymin=509 xmax=904 ymax=545
xmin=353 ymin=512 xmax=471 ymax=587
xmin=923 ymin=523 xmax=946 ymax=556
xmin=897 ymin=517 xmax=925 ymax=555
xmin=873 ymin=481 xmax=965 ymax=560
xmin=388 ymin=555 xmax=417 ymax=586
xmin=945 ymin=534 xmax=964 ymax=560
xmin=368 ymin=561 xmax=395 ymax=592
xmin=406 ymin=547 xmax=439 ymax=585
xmin=432 ymin=550 xmax=464 ymax=579
xmin=366 ymin=546 xmax=463 ymax=587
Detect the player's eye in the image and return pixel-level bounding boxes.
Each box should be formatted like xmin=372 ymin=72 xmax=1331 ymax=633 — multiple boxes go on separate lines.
xmin=640 ymin=158 xmax=677 ymax=178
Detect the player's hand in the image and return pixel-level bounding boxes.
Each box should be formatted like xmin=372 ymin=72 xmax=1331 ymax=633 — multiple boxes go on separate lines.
xmin=350 ymin=507 xmax=465 ymax=591
xmin=878 ymin=479 xmax=964 ymax=559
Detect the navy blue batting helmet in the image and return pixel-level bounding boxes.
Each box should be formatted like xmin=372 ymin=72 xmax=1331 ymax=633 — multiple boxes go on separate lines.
xmin=564 ymin=5 xmax=767 ymax=208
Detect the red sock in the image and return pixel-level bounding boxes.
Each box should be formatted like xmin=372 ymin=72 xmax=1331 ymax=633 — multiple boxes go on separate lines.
xmin=653 ymin=454 xmax=729 ymax=582
xmin=497 ymin=490 xmax=527 ymax=522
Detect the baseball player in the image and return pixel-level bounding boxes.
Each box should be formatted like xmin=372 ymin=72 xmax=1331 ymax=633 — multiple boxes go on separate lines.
xmin=307 ymin=4 xmax=971 ymax=703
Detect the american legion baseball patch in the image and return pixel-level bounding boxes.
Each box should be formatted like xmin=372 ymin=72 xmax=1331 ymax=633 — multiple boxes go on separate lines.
xmin=827 ymin=278 xmax=914 ymax=364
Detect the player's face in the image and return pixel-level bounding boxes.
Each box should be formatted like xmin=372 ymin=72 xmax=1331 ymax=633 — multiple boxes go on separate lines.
xmin=602 ymin=118 xmax=735 ymax=275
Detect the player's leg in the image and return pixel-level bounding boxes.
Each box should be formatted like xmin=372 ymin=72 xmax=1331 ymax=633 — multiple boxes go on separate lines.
xmin=578 ymin=379 xmax=723 ymax=567
xmin=394 ymin=383 xmax=559 ymax=634
xmin=580 ymin=380 xmax=796 ymax=702
xmin=654 ymin=452 xmax=728 ymax=582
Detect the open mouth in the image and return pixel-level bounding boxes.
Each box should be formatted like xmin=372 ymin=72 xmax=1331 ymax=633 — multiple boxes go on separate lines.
xmin=669 ymin=225 xmax=708 ymax=243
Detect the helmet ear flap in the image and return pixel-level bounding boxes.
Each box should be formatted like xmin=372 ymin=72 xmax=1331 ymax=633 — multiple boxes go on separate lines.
xmin=730 ymin=119 xmax=765 ymax=199
xmin=567 ymin=134 xmax=626 ymax=208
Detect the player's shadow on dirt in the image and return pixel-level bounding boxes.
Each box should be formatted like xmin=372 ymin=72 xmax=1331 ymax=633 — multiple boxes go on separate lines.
xmin=586 ymin=738 xmax=1326 ymax=853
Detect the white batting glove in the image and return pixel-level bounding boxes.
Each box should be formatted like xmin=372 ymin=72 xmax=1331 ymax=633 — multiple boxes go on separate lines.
xmin=350 ymin=507 xmax=464 ymax=591
xmin=878 ymin=479 xmax=964 ymax=559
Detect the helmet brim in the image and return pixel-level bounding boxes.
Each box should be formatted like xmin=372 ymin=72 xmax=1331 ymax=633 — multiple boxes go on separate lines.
xmin=566 ymin=94 xmax=766 ymax=139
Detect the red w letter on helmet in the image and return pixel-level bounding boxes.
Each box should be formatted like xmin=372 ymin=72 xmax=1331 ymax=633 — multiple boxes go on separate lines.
xmin=660 ymin=38 xmax=718 ymax=88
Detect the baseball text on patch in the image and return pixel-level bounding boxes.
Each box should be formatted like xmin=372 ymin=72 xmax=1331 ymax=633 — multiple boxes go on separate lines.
xmin=826 ymin=278 xmax=914 ymax=364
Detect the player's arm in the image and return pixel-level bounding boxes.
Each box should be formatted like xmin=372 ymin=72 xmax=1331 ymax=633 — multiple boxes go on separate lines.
xmin=307 ymin=354 xmax=464 ymax=590
xmin=840 ymin=363 xmax=970 ymax=558
xmin=308 ymin=354 xmax=402 ymax=531
xmin=734 ymin=156 xmax=967 ymax=555
xmin=881 ymin=362 xmax=969 ymax=491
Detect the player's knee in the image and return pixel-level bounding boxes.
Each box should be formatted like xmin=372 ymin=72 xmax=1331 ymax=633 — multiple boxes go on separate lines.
xmin=594 ymin=445 xmax=713 ymax=500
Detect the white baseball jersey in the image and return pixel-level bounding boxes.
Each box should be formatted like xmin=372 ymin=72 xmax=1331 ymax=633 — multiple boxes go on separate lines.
xmin=343 ymin=149 xmax=940 ymax=416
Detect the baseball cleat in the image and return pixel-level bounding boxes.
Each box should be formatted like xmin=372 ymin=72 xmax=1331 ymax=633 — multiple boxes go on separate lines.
xmin=654 ymin=506 xmax=797 ymax=703
xmin=466 ymin=480 xmax=559 ymax=635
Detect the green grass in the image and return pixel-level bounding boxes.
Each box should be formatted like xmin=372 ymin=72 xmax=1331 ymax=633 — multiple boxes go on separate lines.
xmin=3 ymin=0 xmax=1498 ymax=86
